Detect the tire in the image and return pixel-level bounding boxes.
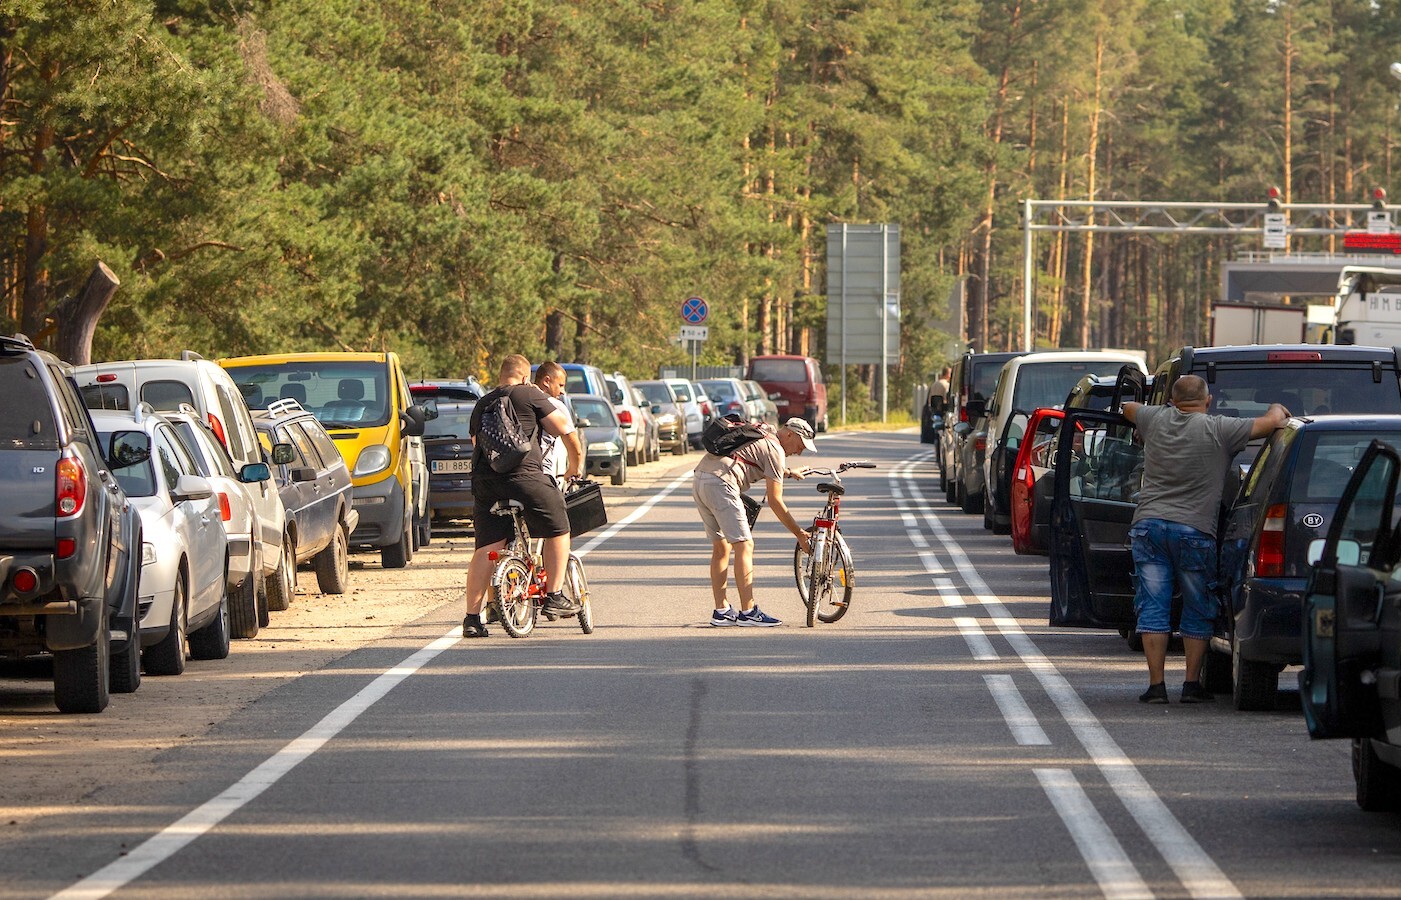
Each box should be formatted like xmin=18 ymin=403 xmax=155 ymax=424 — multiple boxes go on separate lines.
xmin=266 ymin=534 xmax=295 ymax=612
xmin=381 ymin=522 xmax=411 ymax=569
xmin=938 ymin=462 xmax=948 ymax=494
xmin=418 ymin=516 xmax=433 ymax=548
xmin=804 ymin=530 xmax=825 ymax=628
xmin=314 ymin=522 xmax=350 ymax=594
xmin=945 ymin=472 xmax=958 ymax=504
xmin=256 ymin=560 xmax=271 ymax=628
xmin=229 ymin=564 xmax=260 ymax=639
xmin=564 ymin=555 xmax=593 ymax=634
xmin=1202 ymin=646 xmax=1232 ymax=694
xmin=109 ymin=626 xmax=141 ymax=695
xmin=1355 ymin=738 xmax=1401 ymax=811
xmin=1125 ymin=626 xmax=1144 ymax=652
xmin=410 ymin=516 xmax=421 ymax=552
xmin=982 ymin=490 xmax=995 ymax=530
xmin=650 ymin=435 xmax=660 ymax=462
xmin=54 ymin=613 xmax=110 ymax=714
xmin=1232 ymin=637 xmax=1278 ymax=711
xmin=611 ymin=454 xmax=627 ymax=486
xmin=189 ymin=586 xmax=231 ymax=661
xmin=145 ymin=573 xmax=188 ymax=676
xmin=493 ymin=556 xmax=537 ymax=638
xmin=958 ymin=479 xmax=978 ymax=514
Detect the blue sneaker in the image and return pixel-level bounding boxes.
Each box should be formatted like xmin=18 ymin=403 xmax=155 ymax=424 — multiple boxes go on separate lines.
xmin=737 ymin=606 xmax=782 ymax=627
xmin=710 ymin=607 xmax=738 ymax=627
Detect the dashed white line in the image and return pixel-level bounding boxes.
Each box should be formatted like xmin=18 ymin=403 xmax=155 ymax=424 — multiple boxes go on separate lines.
xmin=1036 ymin=768 xmax=1154 ymax=900
xmin=984 ymin=674 xmax=1050 ymax=745
xmin=955 ymin=617 xmax=999 ymax=660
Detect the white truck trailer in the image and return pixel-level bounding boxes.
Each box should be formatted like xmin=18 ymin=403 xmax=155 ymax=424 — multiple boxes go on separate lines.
xmin=1330 ymin=265 xmax=1401 ymax=346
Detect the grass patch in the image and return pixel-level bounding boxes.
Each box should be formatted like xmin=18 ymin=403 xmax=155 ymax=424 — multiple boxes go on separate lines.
xmin=828 ymin=412 xmax=918 ymax=433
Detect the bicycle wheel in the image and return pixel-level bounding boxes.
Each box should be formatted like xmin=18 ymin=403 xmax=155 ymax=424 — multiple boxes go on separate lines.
xmin=804 ymin=530 xmax=829 ymax=628
xmin=816 ymin=531 xmax=854 ymax=623
xmin=492 ymin=555 xmax=537 ymax=638
xmin=793 ymin=527 xmax=816 ymax=604
xmin=564 ymin=555 xmax=593 ymax=634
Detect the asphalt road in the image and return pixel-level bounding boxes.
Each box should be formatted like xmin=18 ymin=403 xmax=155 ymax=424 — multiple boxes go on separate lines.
xmin=5 ymin=430 xmax=1401 ymax=898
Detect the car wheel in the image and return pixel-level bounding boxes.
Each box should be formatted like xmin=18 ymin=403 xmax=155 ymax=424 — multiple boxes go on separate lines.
xmin=958 ymin=480 xmax=978 ymax=514
xmin=382 ymin=522 xmax=411 ymax=569
xmin=266 ymin=533 xmax=296 ymax=612
xmin=189 ymin=584 xmax=231 ymax=661
xmin=256 ymin=565 xmax=270 ymax=628
xmin=418 ymin=516 xmax=432 ymax=548
xmin=1125 ymin=626 xmax=1144 ymax=652
xmin=315 ymin=521 xmax=351 ymax=594
xmin=145 ymin=572 xmax=188 ymax=676
xmin=53 ymin=613 xmax=111 ymax=714
xmin=229 ymin=563 xmax=260 ymax=640
xmin=611 ymin=453 xmax=627 ymax=486
xmin=982 ymin=490 xmax=995 ymax=530
xmin=1201 ymin=645 xmax=1232 ymax=694
xmin=1232 ymin=637 xmax=1278 ymax=711
xmin=938 ymin=461 xmax=948 ymax=493
xmin=945 ymin=471 xmax=958 ymax=504
xmin=1355 ymin=738 xmax=1401 ymax=811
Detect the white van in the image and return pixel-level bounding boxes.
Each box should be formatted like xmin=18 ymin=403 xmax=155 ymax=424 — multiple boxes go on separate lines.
xmin=981 ymin=350 xmax=1148 ymax=533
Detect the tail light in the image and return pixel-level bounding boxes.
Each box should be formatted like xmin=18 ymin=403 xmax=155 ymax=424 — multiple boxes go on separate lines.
xmin=813 ymin=517 xmax=835 ymax=529
xmin=1256 ymin=503 xmax=1287 ymax=577
xmin=56 ymin=454 xmax=86 ymax=518
xmin=701 ymin=401 xmax=713 ymax=416
xmin=618 ymin=410 xmax=634 ymax=426
xmin=974 ymin=435 xmax=987 ymax=452
xmin=207 ymin=413 xmax=229 ymax=450
xmin=216 ymin=492 xmax=233 ymax=522
xmin=726 ymin=401 xmax=744 ymax=415
xmin=95 ymin=373 xmax=118 ymax=383
xmin=11 ymin=567 xmax=38 ymax=594
xmin=57 ymin=538 xmax=77 ymax=559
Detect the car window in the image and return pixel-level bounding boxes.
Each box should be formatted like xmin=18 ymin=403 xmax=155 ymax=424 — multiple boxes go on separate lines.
xmin=1067 ymin=420 xmax=1142 ymax=503
xmin=572 ymin=397 xmax=616 ymax=425
xmin=101 ymin=429 xmax=156 ymax=497
xmin=141 ymin=380 xmax=196 ymax=412
xmin=424 ymin=402 xmax=475 ymax=439
xmin=670 ymin=382 xmax=693 ymax=402
xmin=702 ymin=381 xmax=739 ymax=402
xmin=285 ymin=421 xmax=324 ymax=468
xmin=1204 ymin=366 xmax=1401 ymax=418
xmin=47 ymin=366 xmax=88 ymax=439
xmin=0 ymin=357 xmax=59 ymax=450
xmin=80 ymin=383 xmax=130 ymax=411
xmin=154 ymin=428 xmax=186 ymax=490
xmin=636 ymin=382 xmax=672 ymax=405
xmin=1012 ymin=362 xmax=1130 ymax=414
xmin=750 ymin=359 xmax=807 ymax=382
xmin=1242 ymin=434 xmax=1281 ymax=500
xmin=173 ymin=420 xmax=237 ymax=479
xmin=971 ymin=360 xmax=1005 ymax=402
xmin=303 ymin=420 xmax=344 ymax=469
xmin=213 ymin=382 xmax=254 ymax=464
xmin=564 ymin=370 xmax=592 ymax=394
xmin=1334 ymin=451 xmax=1399 ymax=569
xmin=1291 ymin=431 xmax=1396 ymax=503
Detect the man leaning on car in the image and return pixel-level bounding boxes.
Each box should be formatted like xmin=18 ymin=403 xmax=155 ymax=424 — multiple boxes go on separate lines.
xmin=1121 ymin=375 xmax=1289 ymax=705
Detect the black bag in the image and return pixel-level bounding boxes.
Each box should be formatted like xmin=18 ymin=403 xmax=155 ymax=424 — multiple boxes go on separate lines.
xmin=740 ymin=492 xmax=763 ymax=528
xmin=476 ymin=389 xmax=533 ymax=474
xmin=702 ymin=413 xmax=766 ymax=457
xmin=565 ymin=479 xmax=608 ymax=537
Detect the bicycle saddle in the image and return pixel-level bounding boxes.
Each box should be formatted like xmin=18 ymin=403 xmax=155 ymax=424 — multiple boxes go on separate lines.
xmin=817 ymin=482 xmax=845 ymax=495
xmin=490 ymin=499 xmax=525 ymax=515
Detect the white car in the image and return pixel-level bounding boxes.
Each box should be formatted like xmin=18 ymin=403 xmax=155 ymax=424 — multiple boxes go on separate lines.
xmin=603 ymin=372 xmax=658 ymax=465
xmin=662 ymin=377 xmax=705 ymax=447
xmin=92 ymin=407 xmax=231 ymax=676
xmin=165 ymin=410 xmax=279 ymax=639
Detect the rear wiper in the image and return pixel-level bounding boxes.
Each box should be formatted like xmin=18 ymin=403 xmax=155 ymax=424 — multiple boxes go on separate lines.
xmin=318 ymin=420 xmax=360 ymax=430
xmin=430 ymin=433 xmax=460 ymax=439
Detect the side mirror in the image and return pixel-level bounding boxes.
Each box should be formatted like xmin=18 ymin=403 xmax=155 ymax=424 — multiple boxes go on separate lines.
xmin=239 ymin=462 xmax=271 ymax=484
xmin=402 ymin=404 xmax=427 ymax=437
xmin=1309 ymin=538 xmax=1361 ymax=566
xmin=651 ymin=404 xmax=662 ymax=414
xmin=933 ymin=421 xmax=945 ymax=432
xmin=421 ymin=398 xmax=440 ymax=420
xmin=271 ymin=443 xmax=296 ymax=466
xmin=290 ymin=466 xmax=318 ymax=483
xmin=953 ymin=422 xmax=972 ymax=437
xmin=172 ymin=474 xmax=213 ymax=502
xmin=108 ymin=431 xmax=151 ymax=468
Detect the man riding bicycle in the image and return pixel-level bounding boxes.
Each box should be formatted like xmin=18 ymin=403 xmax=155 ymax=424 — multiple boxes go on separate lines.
xmin=462 ymin=355 xmax=584 ymax=638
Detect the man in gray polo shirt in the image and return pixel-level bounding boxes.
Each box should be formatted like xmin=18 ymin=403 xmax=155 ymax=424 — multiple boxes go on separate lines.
xmin=1122 ymin=376 xmax=1289 ymax=704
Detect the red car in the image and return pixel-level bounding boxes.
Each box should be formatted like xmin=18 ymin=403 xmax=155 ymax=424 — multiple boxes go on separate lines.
xmin=1010 ymin=407 xmax=1064 ymax=555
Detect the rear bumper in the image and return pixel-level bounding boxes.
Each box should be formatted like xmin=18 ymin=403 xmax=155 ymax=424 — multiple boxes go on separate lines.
xmin=1234 ymin=578 xmax=1306 ymax=664
xmin=586 ymin=451 xmax=624 ymax=478
xmin=0 ymin=550 xmax=106 ymax=652
xmin=428 ymin=481 xmax=474 ymax=519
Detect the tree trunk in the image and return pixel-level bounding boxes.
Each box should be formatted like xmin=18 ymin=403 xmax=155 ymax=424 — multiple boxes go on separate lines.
xmin=55 ymin=261 xmax=120 ymax=366
xmin=544 ymin=309 xmax=566 ymax=357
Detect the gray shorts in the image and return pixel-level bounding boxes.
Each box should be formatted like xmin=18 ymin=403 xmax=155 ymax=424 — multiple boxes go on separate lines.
xmin=693 ymin=473 xmax=751 ymax=543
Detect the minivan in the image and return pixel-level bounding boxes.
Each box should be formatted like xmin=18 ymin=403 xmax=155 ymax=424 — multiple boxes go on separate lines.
xmin=747 ymin=354 xmax=828 ymax=432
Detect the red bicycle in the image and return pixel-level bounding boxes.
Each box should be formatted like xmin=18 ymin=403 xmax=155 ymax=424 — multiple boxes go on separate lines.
xmin=487 ymin=499 xmax=592 ymax=637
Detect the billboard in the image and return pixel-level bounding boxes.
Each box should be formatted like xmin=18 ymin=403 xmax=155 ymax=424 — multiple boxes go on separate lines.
xmin=826 ymin=224 xmax=900 ymax=366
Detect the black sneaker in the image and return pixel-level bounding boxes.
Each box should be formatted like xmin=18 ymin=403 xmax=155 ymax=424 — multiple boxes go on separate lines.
xmin=541 ymin=591 xmax=581 ymax=616
xmin=1180 ymin=681 xmax=1215 ymax=704
xmin=462 ymin=614 xmax=489 ymax=638
xmin=1139 ymin=683 xmax=1169 ymax=704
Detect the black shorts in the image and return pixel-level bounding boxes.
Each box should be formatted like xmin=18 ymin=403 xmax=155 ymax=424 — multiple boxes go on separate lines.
xmin=473 ymin=474 xmax=570 ymax=547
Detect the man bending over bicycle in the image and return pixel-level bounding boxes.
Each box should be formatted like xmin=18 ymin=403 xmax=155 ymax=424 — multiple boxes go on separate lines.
xmin=692 ymin=417 xmax=815 ymax=627
xmin=462 ymin=354 xmax=584 ymax=638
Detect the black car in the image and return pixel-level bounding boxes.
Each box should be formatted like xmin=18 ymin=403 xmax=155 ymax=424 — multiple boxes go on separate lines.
xmin=421 ymin=398 xmax=476 ymax=523
xmin=252 ymin=400 xmax=357 ymax=605
xmin=1299 ymin=439 xmax=1401 ymax=810
xmin=0 ymin=334 xmax=142 ymax=712
xmin=1048 ymin=344 xmax=1401 ymax=644
xmin=1212 ymin=416 xmax=1401 ymax=710
xmin=939 ymin=351 xmax=1023 ymax=507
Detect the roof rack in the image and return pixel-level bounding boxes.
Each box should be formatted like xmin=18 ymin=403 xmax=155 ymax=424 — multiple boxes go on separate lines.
xmin=1 ymin=333 xmax=36 ymax=352
xmin=263 ymin=398 xmax=305 ymax=418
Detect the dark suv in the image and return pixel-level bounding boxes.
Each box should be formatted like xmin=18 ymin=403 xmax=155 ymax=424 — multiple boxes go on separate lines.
xmin=939 ymin=351 xmax=1023 ymax=507
xmin=0 ymin=335 xmax=142 ymax=712
xmin=1048 ymin=344 xmax=1401 ymax=645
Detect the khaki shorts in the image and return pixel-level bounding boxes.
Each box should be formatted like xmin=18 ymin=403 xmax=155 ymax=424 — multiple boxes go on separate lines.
xmin=693 ymin=473 xmax=750 ymax=543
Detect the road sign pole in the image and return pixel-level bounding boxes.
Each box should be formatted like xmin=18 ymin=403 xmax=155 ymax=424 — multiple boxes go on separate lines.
xmin=840 ymin=225 xmax=848 ymax=427
xmin=881 ymin=224 xmax=889 ymax=424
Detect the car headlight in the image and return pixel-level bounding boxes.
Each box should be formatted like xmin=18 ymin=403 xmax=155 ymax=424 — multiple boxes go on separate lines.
xmin=142 ymin=542 xmax=156 ymax=567
xmin=353 ymin=445 xmax=392 ymax=477
xmin=587 ymin=442 xmax=619 ymax=454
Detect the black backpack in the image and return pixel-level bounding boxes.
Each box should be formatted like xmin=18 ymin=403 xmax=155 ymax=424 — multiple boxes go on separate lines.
xmin=701 ymin=414 xmax=767 ymax=458
xmin=476 ymin=389 xmax=534 ymax=473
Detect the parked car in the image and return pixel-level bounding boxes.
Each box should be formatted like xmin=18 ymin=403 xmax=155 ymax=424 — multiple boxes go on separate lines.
xmin=570 ymin=394 xmax=628 ymax=485
xmin=635 ymin=380 xmax=690 ymax=454
xmin=0 ymin=335 xmax=142 ymax=712
xmin=1207 ymin=416 xmax=1401 ymax=710
xmin=699 ymin=378 xmax=752 ymax=422
xmin=1048 ymin=343 xmax=1401 ymax=642
xmin=420 ymin=398 xmax=476 ymax=524
xmin=165 ymin=409 xmax=280 ymax=636
xmin=1298 ymin=439 xmax=1401 ymax=810
xmin=981 ymin=352 xmax=1147 ymax=533
xmin=742 ymin=379 xmax=779 ymax=427
xmin=531 ymin=362 xmax=608 ymax=397
xmin=662 ymin=377 xmax=706 ymax=447
xmin=223 ymin=352 xmax=426 ymax=568
xmin=409 ymin=379 xmax=484 ymax=403
xmin=940 ymin=351 xmax=1024 ymax=505
xmin=747 ymin=354 xmax=829 ymax=432
xmin=72 ymin=353 xmax=284 ymax=605
xmin=92 ymin=406 xmax=231 ymax=677
xmin=250 ymin=400 xmax=358 ymax=607
xmin=632 ymin=386 xmax=665 ymax=457
xmin=691 ymin=380 xmax=717 ymax=431
xmin=604 ymin=372 xmax=658 ymax=465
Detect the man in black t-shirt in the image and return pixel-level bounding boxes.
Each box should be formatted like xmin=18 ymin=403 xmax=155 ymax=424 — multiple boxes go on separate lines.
xmin=462 ymin=354 xmax=583 ymax=637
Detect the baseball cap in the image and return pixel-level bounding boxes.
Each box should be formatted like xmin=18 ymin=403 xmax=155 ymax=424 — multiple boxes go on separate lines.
xmin=784 ymin=417 xmax=817 ymax=452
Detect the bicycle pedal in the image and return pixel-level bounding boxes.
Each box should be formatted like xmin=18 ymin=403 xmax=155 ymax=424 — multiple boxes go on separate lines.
xmin=541 ymin=611 xmax=558 ymax=622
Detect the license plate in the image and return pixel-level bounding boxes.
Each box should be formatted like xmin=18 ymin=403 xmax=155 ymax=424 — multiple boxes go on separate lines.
xmin=432 ymin=459 xmax=472 ymax=474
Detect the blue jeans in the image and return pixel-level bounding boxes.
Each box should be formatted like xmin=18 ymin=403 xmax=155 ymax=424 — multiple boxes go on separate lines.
xmin=1129 ymin=519 xmax=1218 ymax=640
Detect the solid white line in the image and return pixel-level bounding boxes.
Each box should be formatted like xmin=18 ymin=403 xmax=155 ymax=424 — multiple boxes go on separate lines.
xmin=1035 ymin=769 xmax=1154 ymax=900
xmin=954 ymin=617 xmax=999 ymax=660
xmin=984 ymin=674 xmax=1050 ymax=745
xmin=892 ymin=460 xmax=1241 ymax=900
xmin=52 ymin=471 xmax=692 ymax=900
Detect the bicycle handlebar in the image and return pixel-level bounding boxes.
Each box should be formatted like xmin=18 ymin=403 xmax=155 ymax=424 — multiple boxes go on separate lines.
xmin=803 ymin=460 xmax=878 ymax=477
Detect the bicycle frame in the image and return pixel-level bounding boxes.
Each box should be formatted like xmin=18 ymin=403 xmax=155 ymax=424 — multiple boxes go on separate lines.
xmin=487 ymin=503 xmax=594 ymax=637
xmin=795 ymin=461 xmax=874 ymax=626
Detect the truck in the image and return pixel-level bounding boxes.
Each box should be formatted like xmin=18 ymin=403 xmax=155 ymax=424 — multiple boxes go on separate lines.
xmin=1328 ymin=265 xmax=1401 ymax=346
xmin=1210 ymin=302 xmax=1306 ymax=345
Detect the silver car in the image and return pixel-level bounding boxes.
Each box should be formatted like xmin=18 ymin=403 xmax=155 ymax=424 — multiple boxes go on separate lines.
xmin=93 ymin=407 xmax=231 ymax=676
xmin=662 ymin=377 xmax=705 ymax=448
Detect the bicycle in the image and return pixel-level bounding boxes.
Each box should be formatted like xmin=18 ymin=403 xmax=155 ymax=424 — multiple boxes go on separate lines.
xmin=487 ymin=498 xmax=592 ymax=638
xmin=793 ymin=461 xmax=876 ymax=627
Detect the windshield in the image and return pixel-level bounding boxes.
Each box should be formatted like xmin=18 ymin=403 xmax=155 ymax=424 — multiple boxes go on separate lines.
xmin=227 ymin=361 xmax=392 ymax=429
xmin=1012 ymin=361 xmax=1132 ymax=413
xmin=423 ymin=401 xmax=475 ymax=440
xmin=1207 ymin=366 xmax=1401 ymax=418
xmin=750 ymin=359 xmax=807 ymax=382
xmin=701 ymin=380 xmax=740 ymax=402
xmin=571 ymin=397 xmax=616 ymax=426
xmin=670 ymin=382 xmax=693 ymax=402
xmin=971 ymin=360 xmax=1006 ymax=403
xmin=637 ymin=383 xmax=672 ymax=405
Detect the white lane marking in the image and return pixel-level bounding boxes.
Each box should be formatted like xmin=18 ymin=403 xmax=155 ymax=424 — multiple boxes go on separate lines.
xmin=1036 ymin=769 xmax=1154 ymax=900
xmin=984 ymin=674 xmax=1050 ymax=745
xmin=954 ymin=618 xmax=998 ymax=659
xmin=52 ymin=472 xmax=692 ymax=900
xmin=909 ymin=530 xmax=929 ymax=548
xmin=892 ymin=459 xmax=1242 ymax=900
xmin=917 ymin=550 xmax=947 ymax=575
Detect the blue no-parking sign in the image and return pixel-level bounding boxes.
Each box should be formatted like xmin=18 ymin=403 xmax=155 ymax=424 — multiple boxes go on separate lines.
xmin=681 ymin=297 xmax=708 ymax=325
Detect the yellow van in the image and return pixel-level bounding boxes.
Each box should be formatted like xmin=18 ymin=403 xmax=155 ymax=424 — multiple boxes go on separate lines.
xmin=219 ymin=352 xmax=427 ymax=568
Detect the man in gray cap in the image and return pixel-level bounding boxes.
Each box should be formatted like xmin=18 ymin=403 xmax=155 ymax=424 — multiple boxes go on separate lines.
xmin=692 ymin=417 xmax=816 ymax=626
